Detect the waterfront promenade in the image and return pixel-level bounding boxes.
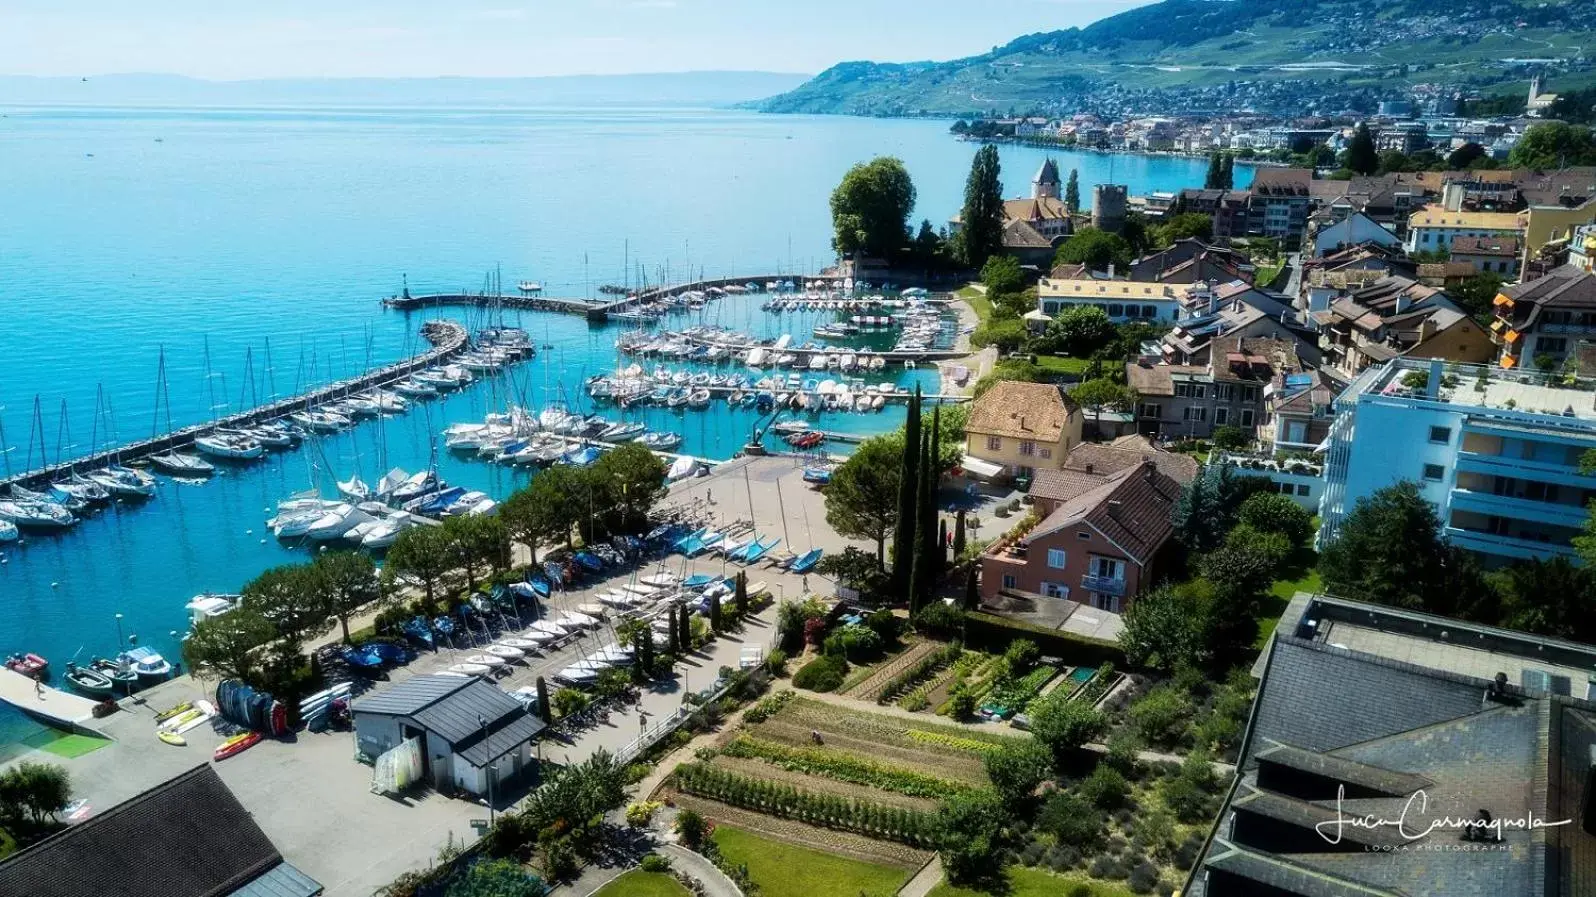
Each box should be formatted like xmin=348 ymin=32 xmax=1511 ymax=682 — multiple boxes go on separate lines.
xmin=0 ymin=319 xmax=469 ymax=492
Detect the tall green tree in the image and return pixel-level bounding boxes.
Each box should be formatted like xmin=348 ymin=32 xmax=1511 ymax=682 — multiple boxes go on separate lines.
xmin=953 ymin=510 xmax=967 ymax=559
xmin=1064 ymin=168 xmax=1080 ymax=214
xmin=891 ymin=389 xmax=923 ymax=594
xmin=1054 ymin=227 xmax=1132 ymax=271
xmin=908 ymin=407 xmax=941 ymax=613
xmin=979 ymin=254 xmax=1024 ymax=297
xmin=937 ymin=789 xmax=1012 ymax=887
xmin=1028 ymin=690 xmax=1108 ymax=769
xmin=1119 ymin=583 xmax=1208 ymax=672
xmin=1070 ymin=378 xmax=1137 ymax=437
xmin=1204 ymin=152 xmax=1225 ymax=189
xmin=825 ymin=435 xmax=903 ymax=566
xmin=1344 ymin=123 xmax=1378 ymax=175
xmin=1319 ymin=481 xmax=1495 ymax=619
xmin=733 ymin=572 xmax=748 ymax=619
xmin=182 ymin=607 xmax=276 ymax=681
xmin=311 ymin=550 xmax=382 ymax=643
xmin=1221 ymin=153 xmax=1235 ymax=189
xmin=957 ymin=144 xmax=1005 ymax=268
xmin=384 ymin=525 xmax=454 ymax=611
xmin=830 ymin=156 xmax=916 ymax=259
xmin=1509 ymin=122 xmax=1596 ymax=169
xmin=242 ymin=562 xmax=331 ymax=642
xmin=589 ymin=442 xmax=668 ymax=533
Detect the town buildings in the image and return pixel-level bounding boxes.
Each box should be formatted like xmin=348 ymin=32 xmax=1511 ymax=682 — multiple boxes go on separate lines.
xmin=1309 ymin=275 xmax=1493 ymax=377
xmin=1448 ymin=235 xmax=1521 ymax=277
xmin=1403 ymin=207 xmax=1525 ymax=256
xmin=1031 ymin=277 xmax=1183 ymax=327
xmin=1126 ymin=336 xmax=1304 ymax=440
xmin=1319 ymin=357 xmax=1595 ymax=563
xmin=1490 ymin=264 xmax=1596 ymax=371
xmin=961 ymin=380 xmax=1083 ymax=482
xmin=949 ymin=159 xmax=1072 ymax=264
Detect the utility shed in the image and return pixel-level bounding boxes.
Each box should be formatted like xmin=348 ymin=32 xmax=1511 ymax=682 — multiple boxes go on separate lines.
xmin=0 ymin=764 xmax=322 ymax=897
xmin=351 ymin=674 xmax=545 ymax=797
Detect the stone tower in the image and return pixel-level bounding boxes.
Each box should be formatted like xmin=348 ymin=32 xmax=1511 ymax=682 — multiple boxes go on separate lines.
xmin=1033 ymin=158 xmax=1061 ymax=200
xmin=1091 ymin=184 xmax=1127 ymax=235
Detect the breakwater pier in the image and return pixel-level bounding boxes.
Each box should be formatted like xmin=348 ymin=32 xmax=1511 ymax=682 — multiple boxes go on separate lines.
xmin=0 ymin=320 xmax=469 ymax=492
xmin=384 ymin=275 xmax=813 ymax=321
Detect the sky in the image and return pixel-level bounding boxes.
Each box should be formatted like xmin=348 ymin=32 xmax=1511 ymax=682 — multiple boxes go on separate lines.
xmin=0 ymin=0 xmax=1151 ymax=80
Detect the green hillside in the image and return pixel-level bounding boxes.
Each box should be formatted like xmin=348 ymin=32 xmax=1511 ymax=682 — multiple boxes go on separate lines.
xmin=757 ymin=0 xmax=1594 ymax=116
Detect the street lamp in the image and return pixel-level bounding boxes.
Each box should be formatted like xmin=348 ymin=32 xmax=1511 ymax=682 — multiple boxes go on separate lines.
xmin=114 ymin=613 xmax=125 ymax=650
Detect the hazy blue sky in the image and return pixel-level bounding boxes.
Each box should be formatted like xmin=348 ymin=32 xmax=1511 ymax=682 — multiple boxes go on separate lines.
xmin=0 ymin=0 xmax=1150 ymax=79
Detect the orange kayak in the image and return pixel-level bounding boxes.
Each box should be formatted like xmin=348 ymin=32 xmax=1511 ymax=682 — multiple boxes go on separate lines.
xmin=213 ymin=731 xmax=261 ymax=761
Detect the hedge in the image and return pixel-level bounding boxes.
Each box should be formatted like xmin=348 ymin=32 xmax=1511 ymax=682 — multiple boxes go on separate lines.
xmin=963 ymin=612 xmax=1127 ymax=669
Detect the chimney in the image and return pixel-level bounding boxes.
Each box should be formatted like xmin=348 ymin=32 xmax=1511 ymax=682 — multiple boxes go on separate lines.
xmin=1084 ymin=463 xmax=1094 ymax=474
xmin=1107 ymin=263 xmax=1116 ymax=279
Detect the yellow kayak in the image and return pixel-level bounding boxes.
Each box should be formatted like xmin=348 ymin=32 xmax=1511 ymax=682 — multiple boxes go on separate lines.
xmin=159 ymin=708 xmax=203 ymax=732
xmin=158 ymin=730 xmax=186 ymax=747
xmin=154 ymin=701 xmax=194 ymax=722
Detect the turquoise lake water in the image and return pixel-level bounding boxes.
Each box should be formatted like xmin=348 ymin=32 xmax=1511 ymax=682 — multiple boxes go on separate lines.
xmin=0 ymin=105 xmax=1248 ymax=744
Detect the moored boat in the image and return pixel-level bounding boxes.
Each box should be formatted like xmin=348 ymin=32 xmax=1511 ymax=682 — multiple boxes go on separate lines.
xmin=63 ymin=662 xmax=115 ymax=696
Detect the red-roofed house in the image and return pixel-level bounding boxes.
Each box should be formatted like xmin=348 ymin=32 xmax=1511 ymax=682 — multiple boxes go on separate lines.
xmin=980 ymin=460 xmax=1180 ymax=613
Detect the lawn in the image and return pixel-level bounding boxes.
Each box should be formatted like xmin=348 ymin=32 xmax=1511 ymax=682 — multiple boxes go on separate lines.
xmin=592 ymin=869 xmax=691 ymax=897
xmin=928 ymin=866 xmax=1137 ymax=897
xmin=1032 ymin=355 xmax=1092 ymax=376
xmin=957 ymin=285 xmax=993 ymax=325
xmin=713 ymin=825 xmax=912 ymax=897
xmin=1256 ymin=548 xmax=1322 ymax=649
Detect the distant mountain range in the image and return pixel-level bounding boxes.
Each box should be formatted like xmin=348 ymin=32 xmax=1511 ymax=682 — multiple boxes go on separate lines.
xmin=755 ymin=0 xmax=1593 ymax=116
xmin=0 ymin=71 xmax=811 ymax=108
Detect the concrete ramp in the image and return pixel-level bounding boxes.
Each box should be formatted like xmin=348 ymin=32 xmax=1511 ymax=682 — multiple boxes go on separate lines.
xmin=0 ymin=668 xmax=101 ymax=728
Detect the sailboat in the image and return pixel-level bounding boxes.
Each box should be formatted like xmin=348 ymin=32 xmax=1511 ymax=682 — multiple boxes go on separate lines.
xmin=148 ymin=346 xmax=216 ymax=476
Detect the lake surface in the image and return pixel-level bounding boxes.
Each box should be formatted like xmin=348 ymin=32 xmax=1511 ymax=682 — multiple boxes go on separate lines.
xmin=0 ymin=105 xmax=1246 ymax=741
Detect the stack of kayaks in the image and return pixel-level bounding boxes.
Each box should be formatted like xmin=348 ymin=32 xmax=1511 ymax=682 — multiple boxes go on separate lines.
xmin=214 ymin=731 xmax=262 ymax=761
xmin=215 ymin=679 xmax=289 ymax=736
xmin=155 ymin=699 xmax=217 ymax=746
xmin=300 ymin=682 xmax=354 ymax=732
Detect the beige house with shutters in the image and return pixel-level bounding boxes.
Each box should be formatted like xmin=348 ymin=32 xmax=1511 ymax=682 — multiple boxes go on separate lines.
xmin=962 ymin=381 xmax=1083 ymax=483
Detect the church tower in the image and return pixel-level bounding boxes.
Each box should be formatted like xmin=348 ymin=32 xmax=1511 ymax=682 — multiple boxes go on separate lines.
xmin=1033 ymin=158 xmax=1061 ymax=200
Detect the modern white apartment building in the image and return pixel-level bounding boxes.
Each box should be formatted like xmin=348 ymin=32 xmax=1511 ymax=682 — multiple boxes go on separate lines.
xmin=1319 ymin=357 xmax=1594 ymax=563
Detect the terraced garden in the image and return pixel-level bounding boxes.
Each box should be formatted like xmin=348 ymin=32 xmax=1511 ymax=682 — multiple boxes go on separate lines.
xmin=663 ymin=696 xmax=1019 ymax=872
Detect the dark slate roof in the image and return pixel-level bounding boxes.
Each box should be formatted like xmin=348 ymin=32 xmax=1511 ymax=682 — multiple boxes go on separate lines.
xmin=1204 ymin=841 xmax=1403 ymax=897
xmin=1229 ymin=785 xmax=1412 ymax=851
xmin=0 ymin=765 xmax=311 ymax=897
xmin=1249 ymin=639 xmax=1485 ymax=753
xmin=350 ymin=673 xmax=474 ymax=717
xmin=1251 ymin=740 xmax=1431 ymax=796
xmin=455 ymin=711 xmax=549 ymax=768
xmin=408 ymin=678 xmax=527 ymax=743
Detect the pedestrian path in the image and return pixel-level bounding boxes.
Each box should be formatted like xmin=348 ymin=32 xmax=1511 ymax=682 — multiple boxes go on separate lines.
xmin=0 ymin=667 xmax=101 ymax=728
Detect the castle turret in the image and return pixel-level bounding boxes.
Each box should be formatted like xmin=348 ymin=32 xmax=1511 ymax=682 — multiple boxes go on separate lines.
xmin=1033 ymin=158 xmax=1061 ymax=200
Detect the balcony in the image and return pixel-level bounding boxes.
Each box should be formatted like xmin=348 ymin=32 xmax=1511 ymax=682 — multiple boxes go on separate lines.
xmin=1081 ymin=575 xmax=1126 ymax=597
xmin=1456 ymin=451 xmax=1596 ymax=490
xmin=1448 ymin=487 xmax=1588 ymax=530
xmin=1444 ymin=526 xmax=1578 ymax=562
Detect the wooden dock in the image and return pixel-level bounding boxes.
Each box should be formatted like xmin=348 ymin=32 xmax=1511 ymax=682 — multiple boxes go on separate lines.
xmin=0 ymin=668 xmax=102 ymax=729
xmin=0 ymin=320 xmax=470 ymax=492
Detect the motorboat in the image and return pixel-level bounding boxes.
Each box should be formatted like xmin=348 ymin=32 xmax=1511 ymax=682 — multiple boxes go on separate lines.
xmin=5 ymin=653 xmax=47 ymax=677
xmin=91 ymin=657 xmax=138 ymax=688
xmin=63 ymin=662 xmax=115 ymax=696
xmin=185 ymin=593 xmax=240 ymax=628
xmin=637 ymin=432 xmax=681 ymax=451
xmin=150 ymin=452 xmax=215 ymax=476
xmin=306 ymin=504 xmax=375 ymax=541
xmin=119 ymin=647 xmax=172 ymax=681
xmin=0 ymin=500 xmax=75 ymax=530
xmin=389 ymin=470 xmax=442 ymax=504
xmin=194 ymin=433 xmax=264 ymax=460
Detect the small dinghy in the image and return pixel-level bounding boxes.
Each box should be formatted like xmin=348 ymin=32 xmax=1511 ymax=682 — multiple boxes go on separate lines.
xmin=63 ymin=662 xmax=115 ymax=696
xmin=465 ymin=654 xmax=508 ymax=668
xmin=447 ymin=662 xmax=491 ymax=676
xmin=496 ymin=637 xmax=540 ymax=651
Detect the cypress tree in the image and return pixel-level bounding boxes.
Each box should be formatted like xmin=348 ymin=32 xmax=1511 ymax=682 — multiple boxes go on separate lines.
xmin=909 ymin=413 xmax=940 ymax=614
xmin=536 ymin=676 xmax=552 ymax=723
xmin=937 ymin=518 xmax=949 ymax=575
xmin=1064 ymin=168 xmax=1080 ymax=214
xmin=964 ymin=565 xmax=980 ymax=610
xmin=678 ymin=605 xmax=693 ymax=652
xmin=667 ymin=603 xmax=680 ymax=654
xmin=1221 ymin=153 xmax=1236 ymax=190
xmin=891 ymin=388 xmax=922 ymax=596
xmin=953 ymin=510 xmax=967 ymax=560
xmin=710 ymin=591 xmax=723 ymax=633
xmin=734 ymin=572 xmax=748 ymax=619
xmin=1204 ymin=152 xmax=1222 ymax=189
xmin=920 ymin=407 xmax=943 ymax=603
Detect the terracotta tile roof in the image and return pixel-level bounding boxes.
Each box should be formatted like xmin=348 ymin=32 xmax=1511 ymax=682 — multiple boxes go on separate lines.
xmin=1002 ymin=196 xmax=1070 ymax=223
xmin=1407 ymin=209 xmax=1524 ymax=230
xmin=1029 ymin=461 xmax=1180 ymax=564
xmin=1449 ymin=235 xmax=1520 ymax=257
xmin=1002 ymin=218 xmax=1055 ymax=250
xmin=966 ymin=381 xmax=1077 ymax=442
xmin=1064 ymin=442 xmax=1199 ymax=484
xmin=1049 ymin=262 xmax=1090 ymax=279
xmin=1210 ymin=336 xmax=1301 ymax=383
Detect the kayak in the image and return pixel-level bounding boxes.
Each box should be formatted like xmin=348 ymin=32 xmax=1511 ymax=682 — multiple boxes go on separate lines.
xmin=214 ymin=731 xmax=261 ymax=761
xmin=154 ymin=700 xmax=194 ymax=723
xmin=159 ymin=708 xmax=204 ymax=732
xmin=158 ymin=731 xmax=186 ymax=747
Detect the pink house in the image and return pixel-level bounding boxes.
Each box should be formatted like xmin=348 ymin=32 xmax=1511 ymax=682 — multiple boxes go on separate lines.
xmin=981 ymin=459 xmax=1181 ymax=613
